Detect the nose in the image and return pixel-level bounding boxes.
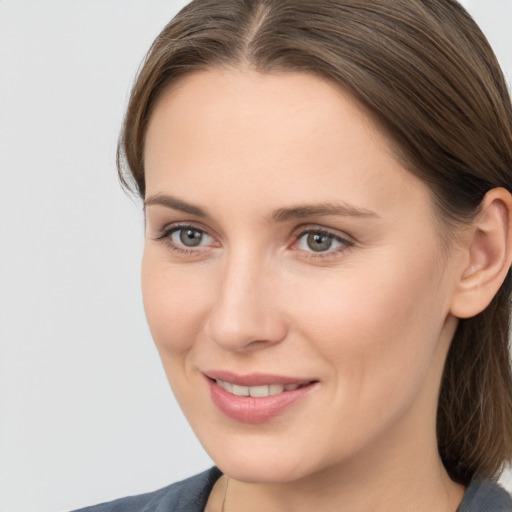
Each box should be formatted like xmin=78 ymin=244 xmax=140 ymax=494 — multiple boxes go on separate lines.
xmin=205 ymin=251 xmax=288 ymax=352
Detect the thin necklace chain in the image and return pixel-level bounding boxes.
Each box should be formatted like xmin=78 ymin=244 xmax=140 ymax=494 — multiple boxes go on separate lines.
xmin=221 ymin=477 xmax=230 ymax=512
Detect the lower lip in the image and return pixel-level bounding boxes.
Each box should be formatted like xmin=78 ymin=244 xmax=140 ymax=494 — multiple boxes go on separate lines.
xmin=207 ymin=379 xmax=317 ymax=424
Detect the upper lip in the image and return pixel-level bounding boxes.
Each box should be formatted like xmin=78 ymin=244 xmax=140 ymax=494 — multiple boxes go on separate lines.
xmin=203 ymin=370 xmax=316 ymax=387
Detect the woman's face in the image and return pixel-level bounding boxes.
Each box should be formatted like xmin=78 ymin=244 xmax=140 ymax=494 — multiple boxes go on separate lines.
xmin=142 ymin=69 xmax=463 ymax=483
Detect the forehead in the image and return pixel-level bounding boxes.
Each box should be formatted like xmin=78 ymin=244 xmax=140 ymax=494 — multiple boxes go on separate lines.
xmin=146 ymin=68 xmax=382 ymax=159
xmin=144 ymin=68 xmax=431 ymax=221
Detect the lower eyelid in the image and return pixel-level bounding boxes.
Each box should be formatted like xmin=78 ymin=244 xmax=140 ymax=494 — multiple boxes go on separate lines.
xmin=156 ymin=225 xmax=220 ymax=253
xmin=154 ymin=225 xmax=352 ymax=255
xmin=295 ymin=230 xmax=352 ymax=243
xmin=293 ymin=230 xmax=354 ymax=255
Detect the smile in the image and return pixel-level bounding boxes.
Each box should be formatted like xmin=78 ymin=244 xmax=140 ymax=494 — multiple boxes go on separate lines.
xmin=215 ymin=379 xmax=303 ymax=397
xmin=205 ymin=372 xmax=319 ymax=423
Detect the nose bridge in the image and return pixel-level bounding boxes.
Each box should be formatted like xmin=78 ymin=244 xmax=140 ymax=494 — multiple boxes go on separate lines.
xmin=206 ymin=245 xmax=286 ymax=351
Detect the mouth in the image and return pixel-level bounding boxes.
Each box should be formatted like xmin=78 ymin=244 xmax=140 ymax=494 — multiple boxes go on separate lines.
xmin=214 ymin=379 xmax=308 ymax=397
xmin=204 ymin=371 xmax=319 ymax=423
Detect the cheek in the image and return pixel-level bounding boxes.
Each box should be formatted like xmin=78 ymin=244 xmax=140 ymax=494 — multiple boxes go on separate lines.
xmin=288 ymin=256 xmax=447 ymax=406
xmin=141 ymin=249 xmax=213 ymax=355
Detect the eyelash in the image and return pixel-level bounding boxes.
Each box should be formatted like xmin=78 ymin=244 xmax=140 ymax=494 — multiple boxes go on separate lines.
xmin=153 ymin=223 xmax=354 ymax=259
xmin=154 ymin=224 xmax=213 ymax=255
xmin=293 ymin=229 xmax=354 ymax=260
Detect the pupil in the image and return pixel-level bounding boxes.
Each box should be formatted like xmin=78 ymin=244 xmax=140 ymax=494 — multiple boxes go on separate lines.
xmin=180 ymin=229 xmax=202 ymax=247
xmin=307 ymin=233 xmax=332 ymax=252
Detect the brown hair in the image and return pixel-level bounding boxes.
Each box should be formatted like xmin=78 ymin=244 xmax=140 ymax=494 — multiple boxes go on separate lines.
xmin=118 ymin=0 xmax=512 ymax=485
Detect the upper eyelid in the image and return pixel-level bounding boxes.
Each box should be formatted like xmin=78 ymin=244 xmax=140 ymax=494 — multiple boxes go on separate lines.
xmin=157 ymin=221 xmax=212 ymax=238
xmin=154 ymin=222 xmax=354 ymax=248
xmin=296 ymin=227 xmax=344 ymax=238
xmin=155 ymin=225 xmax=215 ymax=254
xmin=293 ymin=229 xmax=353 ymax=250
xmin=293 ymin=225 xmax=354 ymax=242
xmin=159 ymin=223 xmax=350 ymax=237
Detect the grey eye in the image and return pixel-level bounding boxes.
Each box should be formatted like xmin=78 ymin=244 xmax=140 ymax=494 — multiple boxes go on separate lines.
xmin=306 ymin=233 xmax=333 ymax=252
xmin=296 ymin=230 xmax=346 ymax=253
xmin=173 ymin=228 xmax=205 ymax=247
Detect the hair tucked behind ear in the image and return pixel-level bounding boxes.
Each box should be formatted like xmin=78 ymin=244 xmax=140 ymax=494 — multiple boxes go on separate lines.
xmin=117 ymin=0 xmax=512 ymax=485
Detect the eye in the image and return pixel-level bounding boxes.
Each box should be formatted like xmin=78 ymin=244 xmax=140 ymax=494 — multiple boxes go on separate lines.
xmin=155 ymin=224 xmax=216 ymax=253
xmin=294 ymin=229 xmax=353 ymax=255
xmin=172 ymin=227 xmax=208 ymax=247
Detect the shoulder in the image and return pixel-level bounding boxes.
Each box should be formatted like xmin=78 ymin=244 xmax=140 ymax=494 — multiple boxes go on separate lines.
xmin=458 ymin=479 xmax=512 ymax=512
xmin=71 ymin=467 xmax=222 ymax=512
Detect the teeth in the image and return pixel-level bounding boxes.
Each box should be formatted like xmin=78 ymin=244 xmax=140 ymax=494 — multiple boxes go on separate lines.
xmin=216 ymin=380 xmax=233 ymax=393
xmin=249 ymin=385 xmax=272 ymax=397
xmin=232 ymin=384 xmax=249 ymax=396
xmin=216 ymin=379 xmax=302 ymax=397
xmin=269 ymin=384 xmax=284 ymax=395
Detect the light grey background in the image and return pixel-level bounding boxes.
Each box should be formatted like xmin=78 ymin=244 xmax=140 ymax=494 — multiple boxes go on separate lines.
xmin=0 ymin=1 xmax=511 ymax=511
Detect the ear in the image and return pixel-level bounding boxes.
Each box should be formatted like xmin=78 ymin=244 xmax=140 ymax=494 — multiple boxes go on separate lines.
xmin=450 ymin=187 xmax=512 ymax=319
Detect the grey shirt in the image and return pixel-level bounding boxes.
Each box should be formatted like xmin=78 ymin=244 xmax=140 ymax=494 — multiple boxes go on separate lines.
xmin=73 ymin=466 xmax=512 ymax=511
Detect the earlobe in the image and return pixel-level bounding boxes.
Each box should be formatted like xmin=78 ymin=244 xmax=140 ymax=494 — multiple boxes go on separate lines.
xmin=450 ymin=187 xmax=512 ymax=319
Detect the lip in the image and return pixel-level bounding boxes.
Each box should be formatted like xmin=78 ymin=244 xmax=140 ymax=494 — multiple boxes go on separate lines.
xmin=204 ymin=370 xmax=314 ymax=387
xmin=204 ymin=371 xmax=319 ymax=424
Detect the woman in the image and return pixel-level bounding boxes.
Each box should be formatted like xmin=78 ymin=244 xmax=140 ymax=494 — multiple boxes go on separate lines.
xmin=75 ymin=0 xmax=512 ymax=510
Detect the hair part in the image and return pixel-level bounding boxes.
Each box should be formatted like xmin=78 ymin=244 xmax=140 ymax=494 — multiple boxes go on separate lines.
xmin=118 ymin=0 xmax=512 ymax=485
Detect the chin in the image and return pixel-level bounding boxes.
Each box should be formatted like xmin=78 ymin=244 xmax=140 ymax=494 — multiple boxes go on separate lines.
xmin=201 ymin=436 xmax=323 ymax=484
xmin=217 ymin=458 xmax=309 ymax=484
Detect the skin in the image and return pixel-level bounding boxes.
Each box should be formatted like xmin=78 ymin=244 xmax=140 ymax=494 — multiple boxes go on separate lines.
xmin=142 ymin=68 xmax=471 ymax=511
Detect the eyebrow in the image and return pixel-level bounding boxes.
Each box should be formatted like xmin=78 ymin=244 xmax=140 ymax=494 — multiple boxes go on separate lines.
xmin=144 ymin=194 xmax=208 ymax=217
xmin=270 ymin=203 xmax=380 ymax=222
xmin=144 ymin=193 xmax=380 ymax=222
